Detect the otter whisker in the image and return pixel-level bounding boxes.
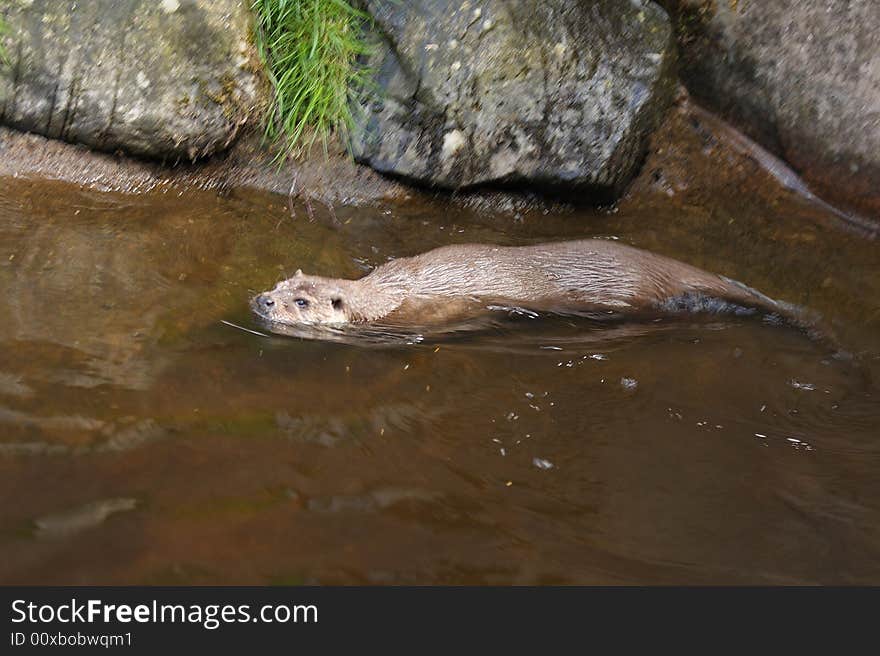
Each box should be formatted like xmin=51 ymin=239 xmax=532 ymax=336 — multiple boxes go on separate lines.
xmin=220 ymin=320 xmax=269 ymax=338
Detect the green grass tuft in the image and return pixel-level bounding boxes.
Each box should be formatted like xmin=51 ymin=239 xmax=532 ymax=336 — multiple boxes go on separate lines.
xmin=0 ymin=15 xmax=9 ymax=66
xmin=251 ymin=0 xmax=374 ymax=160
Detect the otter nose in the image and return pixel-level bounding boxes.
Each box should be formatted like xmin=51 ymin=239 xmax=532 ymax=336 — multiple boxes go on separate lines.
xmin=256 ymin=294 xmax=275 ymax=312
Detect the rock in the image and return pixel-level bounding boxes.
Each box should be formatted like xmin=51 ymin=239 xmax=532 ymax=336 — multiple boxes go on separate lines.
xmin=0 ymin=125 xmax=412 ymax=205
xmin=666 ymin=0 xmax=880 ymax=220
xmin=0 ymin=0 xmax=259 ymax=160
xmin=350 ymin=0 xmax=676 ymax=194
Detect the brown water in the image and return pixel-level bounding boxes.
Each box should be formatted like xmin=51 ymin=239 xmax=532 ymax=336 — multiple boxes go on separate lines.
xmin=1 ymin=130 xmax=880 ymax=584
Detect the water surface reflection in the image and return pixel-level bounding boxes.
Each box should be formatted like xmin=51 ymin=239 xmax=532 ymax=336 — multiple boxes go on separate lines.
xmin=0 ymin=166 xmax=878 ymax=584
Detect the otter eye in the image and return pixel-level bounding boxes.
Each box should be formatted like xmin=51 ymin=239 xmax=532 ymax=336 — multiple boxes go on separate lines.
xmin=294 ymin=298 xmax=309 ymax=308
xmin=332 ymin=298 xmax=343 ymax=310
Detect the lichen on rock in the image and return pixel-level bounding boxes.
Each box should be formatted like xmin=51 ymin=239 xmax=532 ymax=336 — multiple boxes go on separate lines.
xmin=349 ymin=0 xmax=677 ymax=194
xmin=0 ymin=0 xmax=260 ymax=160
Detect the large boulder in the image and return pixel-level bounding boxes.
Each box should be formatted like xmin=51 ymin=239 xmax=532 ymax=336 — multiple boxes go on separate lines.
xmin=350 ymin=0 xmax=676 ymax=194
xmin=667 ymin=0 xmax=880 ymax=220
xmin=0 ymin=0 xmax=259 ymax=160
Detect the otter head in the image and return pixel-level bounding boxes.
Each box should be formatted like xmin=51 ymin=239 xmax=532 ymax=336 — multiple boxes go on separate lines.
xmin=251 ymin=270 xmax=350 ymax=326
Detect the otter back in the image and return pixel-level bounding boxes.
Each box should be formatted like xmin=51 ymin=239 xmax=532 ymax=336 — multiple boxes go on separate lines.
xmin=252 ymin=239 xmax=814 ymax=335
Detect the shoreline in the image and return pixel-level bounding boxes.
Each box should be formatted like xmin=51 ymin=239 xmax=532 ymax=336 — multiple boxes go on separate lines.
xmin=0 ymin=127 xmax=411 ymax=207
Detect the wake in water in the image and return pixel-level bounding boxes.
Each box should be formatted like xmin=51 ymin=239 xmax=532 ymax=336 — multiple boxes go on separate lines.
xmin=234 ymin=301 xmax=841 ymax=355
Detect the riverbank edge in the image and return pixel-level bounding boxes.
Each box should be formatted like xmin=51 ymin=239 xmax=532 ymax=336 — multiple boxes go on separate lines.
xmin=0 ymin=125 xmax=412 ymax=207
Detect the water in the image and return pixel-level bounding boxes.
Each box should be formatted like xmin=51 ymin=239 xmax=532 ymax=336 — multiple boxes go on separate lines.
xmin=0 ymin=165 xmax=878 ymax=584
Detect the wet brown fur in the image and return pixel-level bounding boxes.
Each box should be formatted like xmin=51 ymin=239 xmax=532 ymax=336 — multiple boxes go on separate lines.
xmin=252 ymin=240 xmax=786 ymax=327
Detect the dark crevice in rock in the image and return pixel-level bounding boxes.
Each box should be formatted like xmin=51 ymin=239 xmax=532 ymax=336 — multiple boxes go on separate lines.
xmin=43 ymin=57 xmax=63 ymax=137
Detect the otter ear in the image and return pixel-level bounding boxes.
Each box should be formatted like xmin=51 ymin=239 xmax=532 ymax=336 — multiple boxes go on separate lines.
xmin=332 ymin=297 xmax=344 ymax=310
xmin=293 ymin=269 xmax=303 ymax=278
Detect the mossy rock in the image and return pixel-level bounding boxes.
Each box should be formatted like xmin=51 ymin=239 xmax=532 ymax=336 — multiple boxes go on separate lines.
xmin=0 ymin=0 xmax=260 ymax=160
xmin=350 ymin=0 xmax=676 ymax=195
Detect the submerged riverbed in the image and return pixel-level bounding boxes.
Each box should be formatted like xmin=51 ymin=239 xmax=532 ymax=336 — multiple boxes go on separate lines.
xmin=1 ymin=124 xmax=879 ymax=583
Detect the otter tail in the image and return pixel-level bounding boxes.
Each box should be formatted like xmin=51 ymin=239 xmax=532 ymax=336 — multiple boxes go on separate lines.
xmin=655 ymin=269 xmax=851 ymax=359
xmin=714 ymin=276 xmax=841 ymax=348
xmin=658 ymin=274 xmax=834 ymax=346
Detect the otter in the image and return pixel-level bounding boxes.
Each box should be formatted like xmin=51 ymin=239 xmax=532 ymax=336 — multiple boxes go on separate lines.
xmin=251 ymin=240 xmax=801 ymax=330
